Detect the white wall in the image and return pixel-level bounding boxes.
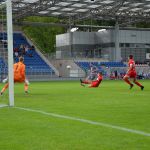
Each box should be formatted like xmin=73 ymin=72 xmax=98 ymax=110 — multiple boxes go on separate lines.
xmin=56 ymin=33 xmax=71 ymax=47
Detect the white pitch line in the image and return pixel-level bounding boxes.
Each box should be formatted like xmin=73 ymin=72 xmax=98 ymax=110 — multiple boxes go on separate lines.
xmin=0 ymin=104 xmax=8 ymax=108
xmin=119 ymin=93 xmax=149 ymax=97
xmin=14 ymin=106 xmax=150 ymax=137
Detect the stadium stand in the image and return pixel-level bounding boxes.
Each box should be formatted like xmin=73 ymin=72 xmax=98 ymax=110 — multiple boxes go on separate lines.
xmin=75 ymin=61 xmax=126 ymax=68
xmin=0 ymin=32 xmax=56 ymax=81
xmin=0 ymin=57 xmax=7 ymax=72
xmin=74 ymin=61 xmax=127 ymax=78
xmin=0 ymin=57 xmax=7 ymax=81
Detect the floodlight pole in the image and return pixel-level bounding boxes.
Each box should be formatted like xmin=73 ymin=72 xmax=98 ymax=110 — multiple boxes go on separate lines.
xmin=6 ymin=0 xmax=14 ymax=106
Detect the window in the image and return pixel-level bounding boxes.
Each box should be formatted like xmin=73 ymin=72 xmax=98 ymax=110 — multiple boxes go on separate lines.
xmin=120 ymin=43 xmax=124 ymax=47
xmin=125 ymin=43 xmax=129 ymax=47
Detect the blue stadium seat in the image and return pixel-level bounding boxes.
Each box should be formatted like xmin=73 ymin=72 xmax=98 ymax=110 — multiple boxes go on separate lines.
xmin=0 ymin=32 xmax=55 ymax=75
xmin=0 ymin=57 xmax=8 ymax=74
xmin=75 ymin=61 xmax=126 ymax=69
xmin=74 ymin=61 xmax=127 ymax=77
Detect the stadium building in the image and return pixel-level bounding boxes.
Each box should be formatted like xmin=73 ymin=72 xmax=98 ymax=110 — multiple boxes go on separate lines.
xmin=56 ymin=28 xmax=150 ymax=63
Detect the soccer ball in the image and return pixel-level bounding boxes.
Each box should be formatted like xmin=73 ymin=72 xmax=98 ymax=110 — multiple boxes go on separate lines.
xmin=66 ymin=65 xmax=71 ymax=69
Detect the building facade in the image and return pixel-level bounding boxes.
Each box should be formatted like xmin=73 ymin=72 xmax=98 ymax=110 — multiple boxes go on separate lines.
xmin=56 ymin=29 xmax=150 ymax=63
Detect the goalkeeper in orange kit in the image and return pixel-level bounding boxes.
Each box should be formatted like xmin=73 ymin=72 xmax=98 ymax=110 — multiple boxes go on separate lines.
xmin=0 ymin=57 xmax=29 ymax=95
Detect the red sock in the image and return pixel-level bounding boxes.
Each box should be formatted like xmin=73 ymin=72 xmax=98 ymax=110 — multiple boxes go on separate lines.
xmin=134 ymin=81 xmax=142 ymax=87
xmin=124 ymin=78 xmax=132 ymax=86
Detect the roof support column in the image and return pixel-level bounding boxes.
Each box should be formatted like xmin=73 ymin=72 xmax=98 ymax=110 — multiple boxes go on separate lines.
xmin=114 ymin=21 xmax=121 ymax=61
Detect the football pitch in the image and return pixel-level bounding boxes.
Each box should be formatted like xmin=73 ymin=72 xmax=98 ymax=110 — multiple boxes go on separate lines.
xmin=0 ymin=80 xmax=150 ymax=150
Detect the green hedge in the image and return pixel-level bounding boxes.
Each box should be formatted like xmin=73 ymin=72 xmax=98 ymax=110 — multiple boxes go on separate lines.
xmin=23 ymin=25 xmax=65 ymax=54
xmin=22 ymin=16 xmax=65 ymax=54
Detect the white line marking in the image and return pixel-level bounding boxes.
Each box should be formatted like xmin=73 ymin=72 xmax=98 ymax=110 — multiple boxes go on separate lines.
xmin=14 ymin=106 xmax=150 ymax=137
xmin=0 ymin=104 xmax=8 ymax=108
xmin=119 ymin=93 xmax=149 ymax=97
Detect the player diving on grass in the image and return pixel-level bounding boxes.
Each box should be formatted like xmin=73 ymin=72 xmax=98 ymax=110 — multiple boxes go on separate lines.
xmin=123 ymin=55 xmax=144 ymax=90
xmin=0 ymin=56 xmax=29 ymax=95
xmin=80 ymin=63 xmax=99 ymax=85
xmin=80 ymin=72 xmax=103 ymax=88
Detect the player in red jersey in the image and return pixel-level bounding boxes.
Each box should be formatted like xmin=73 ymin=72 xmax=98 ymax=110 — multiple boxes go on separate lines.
xmin=80 ymin=72 xmax=103 ymax=88
xmin=80 ymin=63 xmax=98 ymax=84
xmin=123 ymin=55 xmax=144 ymax=90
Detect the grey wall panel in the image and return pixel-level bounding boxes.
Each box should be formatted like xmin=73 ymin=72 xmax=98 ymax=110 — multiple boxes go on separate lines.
xmin=56 ymin=30 xmax=150 ymax=47
xmin=96 ymin=30 xmax=114 ymax=44
xmin=56 ymin=29 xmax=150 ymax=61
xmin=72 ymin=32 xmax=95 ymax=45
xmin=119 ymin=30 xmax=150 ymax=43
xmin=72 ymin=44 xmax=96 ymax=51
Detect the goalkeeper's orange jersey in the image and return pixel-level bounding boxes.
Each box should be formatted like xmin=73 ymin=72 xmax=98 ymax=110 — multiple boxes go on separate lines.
xmin=14 ymin=62 xmax=26 ymax=82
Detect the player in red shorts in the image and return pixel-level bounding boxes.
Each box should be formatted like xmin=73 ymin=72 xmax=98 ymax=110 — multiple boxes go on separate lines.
xmin=80 ymin=63 xmax=98 ymax=84
xmin=123 ymin=55 xmax=144 ymax=90
xmin=80 ymin=72 xmax=103 ymax=88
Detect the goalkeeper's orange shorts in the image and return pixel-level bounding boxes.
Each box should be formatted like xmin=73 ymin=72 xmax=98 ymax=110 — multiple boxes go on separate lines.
xmin=14 ymin=77 xmax=25 ymax=83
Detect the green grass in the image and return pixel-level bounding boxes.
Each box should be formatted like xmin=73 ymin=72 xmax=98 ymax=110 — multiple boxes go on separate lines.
xmin=0 ymin=80 xmax=150 ymax=150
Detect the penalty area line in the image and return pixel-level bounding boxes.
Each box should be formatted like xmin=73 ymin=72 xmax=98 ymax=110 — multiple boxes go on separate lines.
xmin=14 ymin=106 xmax=150 ymax=137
